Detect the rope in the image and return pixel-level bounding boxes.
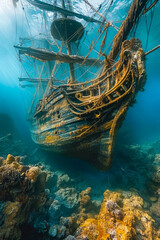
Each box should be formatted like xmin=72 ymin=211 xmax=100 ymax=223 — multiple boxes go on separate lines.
xmin=145 ymin=3 xmax=155 ymax=49
xmin=64 ymin=60 xmax=133 ymax=116
xmin=18 ymin=0 xmax=125 ymax=115
xmin=41 ymin=45 xmax=63 ymax=104
xmin=143 ymin=0 xmax=159 ymax=15
xmin=83 ymin=0 xmax=106 ymax=22
xmin=100 ymin=22 xmax=111 ymax=53
xmin=145 ymin=44 xmax=160 ymax=55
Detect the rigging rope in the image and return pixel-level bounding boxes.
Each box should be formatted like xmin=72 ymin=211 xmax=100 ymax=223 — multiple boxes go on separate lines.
xmin=19 ymin=0 xmax=125 ymax=112
xmin=145 ymin=1 xmax=155 ymax=50
xmin=83 ymin=0 xmax=106 ymax=22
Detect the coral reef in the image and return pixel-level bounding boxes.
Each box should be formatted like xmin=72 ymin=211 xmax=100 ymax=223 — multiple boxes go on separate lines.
xmin=75 ymin=189 xmax=160 ymax=240
xmin=57 ymin=173 xmax=73 ymax=188
xmin=55 ymin=187 xmax=78 ymax=209
xmin=0 ymin=154 xmax=48 ymax=240
xmin=0 ymin=137 xmax=160 ymax=239
xmin=0 ymin=153 xmax=101 ymax=240
xmin=151 ymin=154 xmax=160 ymax=184
xmin=47 ymin=185 xmax=100 ymax=239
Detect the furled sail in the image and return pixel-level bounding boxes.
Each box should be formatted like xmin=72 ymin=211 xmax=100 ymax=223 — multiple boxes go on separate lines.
xmin=14 ymin=45 xmax=103 ymax=67
xmin=26 ymin=0 xmax=102 ymax=24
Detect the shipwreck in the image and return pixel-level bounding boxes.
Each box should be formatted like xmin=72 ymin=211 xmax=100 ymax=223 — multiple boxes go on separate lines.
xmin=15 ymin=0 xmax=160 ymax=170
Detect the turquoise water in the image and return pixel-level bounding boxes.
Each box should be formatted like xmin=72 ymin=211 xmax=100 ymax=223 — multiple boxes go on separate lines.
xmin=0 ymin=0 xmax=160 ymax=144
xmin=0 ymin=0 xmax=160 ymax=240
xmin=0 ymin=1 xmax=160 ymax=237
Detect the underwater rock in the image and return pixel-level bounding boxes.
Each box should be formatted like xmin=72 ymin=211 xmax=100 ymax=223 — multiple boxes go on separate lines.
xmin=35 ymin=171 xmax=47 ymax=194
xmin=154 ymin=154 xmax=160 ymax=165
xmin=57 ymin=188 xmax=101 ymax=238
xmin=55 ymin=187 xmax=79 ymax=209
xmin=151 ymin=166 xmax=160 ymax=184
xmin=150 ymin=154 xmax=160 ymax=184
xmin=49 ymin=200 xmax=61 ymax=221
xmin=57 ymin=173 xmax=73 ymax=188
xmin=46 ymin=171 xmax=58 ymax=193
xmin=57 ymin=225 xmax=67 ymax=239
xmin=78 ymin=187 xmax=101 ymax=219
xmin=59 ymin=216 xmax=74 ymax=228
xmin=0 ymin=157 xmax=4 ymax=166
xmin=47 ymin=187 xmax=101 ymax=239
xmin=106 ymin=200 xmax=124 ymax=220
xmin=0 ymin=162 xmax=30 ymax=200
xmin=1 ymin=201 xmax=22 ymax=239
xmin=48 ymin=224 xmax=67 ymax=239
xmin=150 ymin=196 xmax=158 ymax=202
xmin=0 ymin=154 xmax=49 ymax=240
xmin=150 ymin=199 xmax=160 ymax=218
xmin=146 ymin=153 xmax=160 ymax=201
xmin=75 ymin=189 xmax=158 ymax=240
xmin=49 ymin=225 xmax=58 ymax=237
xmin=65 ymin=235 xmax=76 ymax=240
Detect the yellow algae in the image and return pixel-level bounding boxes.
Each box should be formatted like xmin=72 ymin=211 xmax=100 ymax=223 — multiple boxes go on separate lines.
xmin=45 ymin=135 xmax=54 ymax=143
xmin=11 ymin=161 xmax=21 ymax=170
xmin=76 ymin=190 xmax=158 ymax=240
xmin=45 ymin=134 xmax=61 ymax=143
xmin=6 ymin=154 xmax=15 ymax=164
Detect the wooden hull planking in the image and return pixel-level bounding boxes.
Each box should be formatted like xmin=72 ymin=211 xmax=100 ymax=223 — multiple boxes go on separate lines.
xmin=30 ymin=39 xmax=146 ymax=170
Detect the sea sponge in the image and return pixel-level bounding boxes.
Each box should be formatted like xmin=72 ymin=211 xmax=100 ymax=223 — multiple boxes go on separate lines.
xmin=26 ymin=166 xmax=39 ymax=182
xmin=79 ymin=187 xmax=91 ymax=207
xmin=6 ymin=154 xmax=15 ymax=164
xmin=55 ymin=187 xmax=78 ymax=209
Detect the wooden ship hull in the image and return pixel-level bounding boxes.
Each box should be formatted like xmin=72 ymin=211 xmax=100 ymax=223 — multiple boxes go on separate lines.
xmin=31 ymin=39 xmax=146 ymax=170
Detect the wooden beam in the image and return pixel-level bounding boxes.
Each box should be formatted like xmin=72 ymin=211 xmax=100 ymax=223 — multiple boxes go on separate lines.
xmin=19 ymin=77 xmax=62 ymax=83
xmin=145 ymin=44 xmax=160 ymax=56
xmin=26 ymin=0 xmax=102 ymax=24
xmin=14 ymin=45 xmax=103 ymax=67
xmin=108 ymin=0 xmax=150 ymax=60
xmin=143 ymin=0 xmax=159 ymax=15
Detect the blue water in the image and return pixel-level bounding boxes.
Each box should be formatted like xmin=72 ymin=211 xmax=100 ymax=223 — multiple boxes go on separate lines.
xmin=0 ymin=0 xmax=160 ymax=198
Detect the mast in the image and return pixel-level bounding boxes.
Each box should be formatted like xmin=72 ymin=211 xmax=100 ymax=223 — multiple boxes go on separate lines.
xmin=61 ymin=0 xmax=75 ymax=84
xmin=65 ymin=42 xmax=76 ymax=83
xmin=108 ymin=0 xmax=151 ymax=61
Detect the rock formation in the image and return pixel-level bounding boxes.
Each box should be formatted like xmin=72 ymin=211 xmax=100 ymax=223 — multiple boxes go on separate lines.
xmin=0 ymin=154 xmax=48 ymax=240
xmin=74 ymin=189 xmax=160 ymax=240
